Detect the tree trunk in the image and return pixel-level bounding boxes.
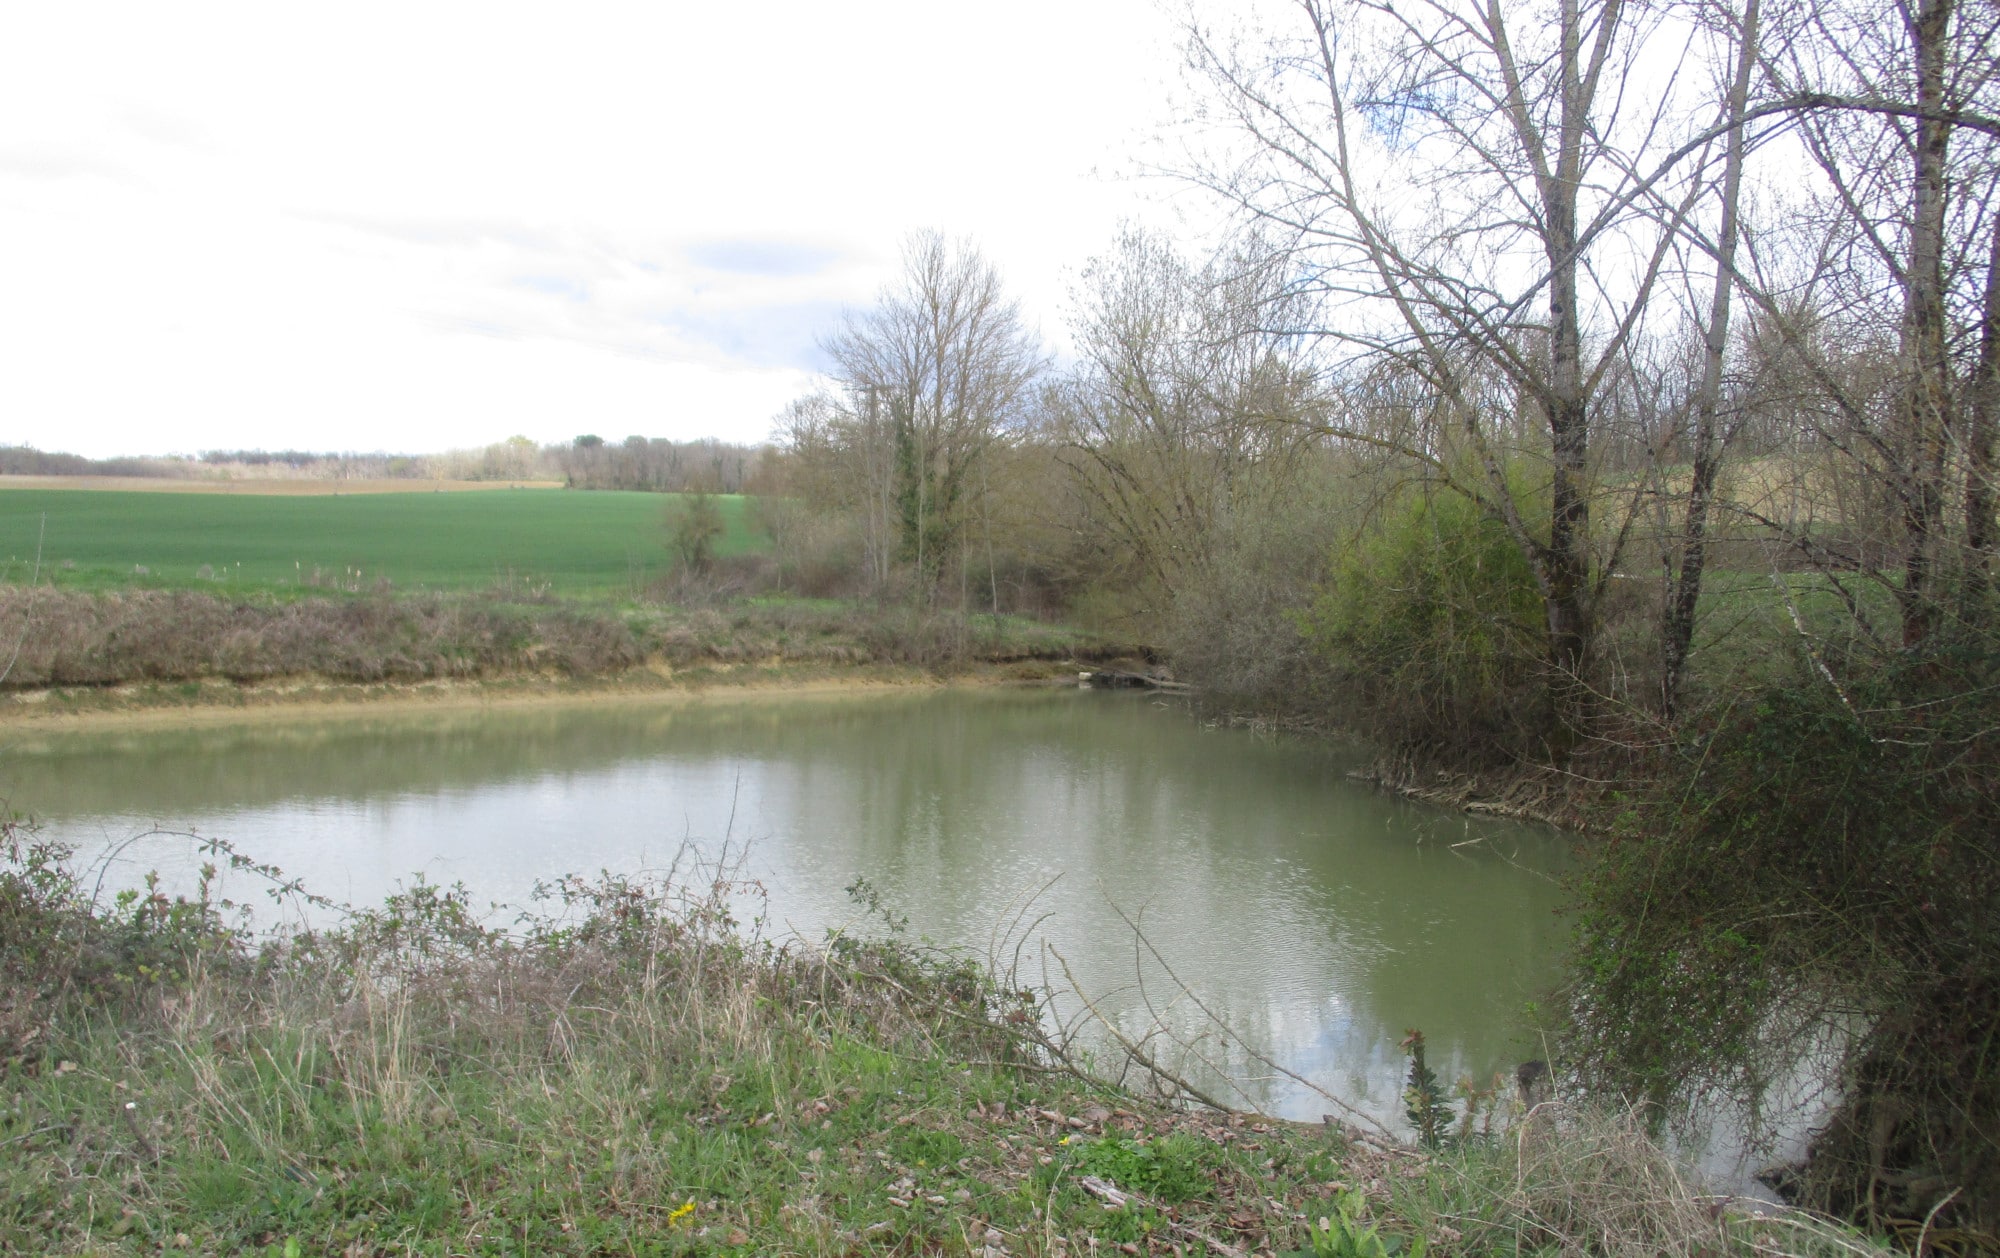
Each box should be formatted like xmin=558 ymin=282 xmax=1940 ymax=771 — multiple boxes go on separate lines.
xmin=1663 ymin=0 xmax=1759 ymax=718
xmin=1540 ymin=0 xmax=1598 ymax=753
xmin=1896 ymin=0 xmax=1953 ymax=649
xmin=1966 ymin=219 xmax=2000 ymax=606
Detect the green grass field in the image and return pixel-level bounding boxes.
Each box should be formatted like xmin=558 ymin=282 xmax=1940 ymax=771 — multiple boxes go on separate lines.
xmin=0 ymin=489 xmax=765 ymax=596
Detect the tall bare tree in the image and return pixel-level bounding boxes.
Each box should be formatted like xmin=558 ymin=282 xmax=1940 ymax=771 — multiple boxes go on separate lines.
xmin=1660 ymin=0 xmax=1763 ymax=716
xmin=821 ymin=232 xmax=1045 ymax=596
xmin=1737 ymin=0 xmax=2000 ymax=646
xmin=1181 ymin=0 xmax=1741 ymax=748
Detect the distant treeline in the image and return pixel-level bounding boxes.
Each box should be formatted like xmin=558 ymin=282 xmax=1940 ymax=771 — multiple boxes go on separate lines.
xmin=554 ymin=435 xmax=761 ymax=493
xmin=0 ymin=437 xmax=771 ymax=493
xmin=0 ymin=443 xmax=517 ymax=482
xmin=0 ymin=447 xmax=176 ymax=478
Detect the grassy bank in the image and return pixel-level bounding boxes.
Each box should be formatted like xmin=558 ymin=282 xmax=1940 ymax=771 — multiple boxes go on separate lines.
xmin=0 ymin=484 xmax=1140 ymax=717
xmin=0 ymin=828 xmax=1884 ymax=1257
xmin=0 ymin=588 xmax=1132 ymax=713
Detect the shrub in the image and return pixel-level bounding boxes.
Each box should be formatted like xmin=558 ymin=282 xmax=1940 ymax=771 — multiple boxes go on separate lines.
xmin=1298 ymin=480 xmax=1546 ymax=763
xmin=0 ymin=822 xmax=247 ymax=1060
xmin=1565 ymin=641 xmax=2000 ymax=1233
xmin=1165 ymin=493 xmax=1344 ymax=715
xmin=665 ymin=491 xmax=725 ymax=574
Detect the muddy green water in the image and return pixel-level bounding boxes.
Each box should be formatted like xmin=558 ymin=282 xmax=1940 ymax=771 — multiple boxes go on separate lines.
xmin=1 ymin=688 xmax=1574 ymax=1127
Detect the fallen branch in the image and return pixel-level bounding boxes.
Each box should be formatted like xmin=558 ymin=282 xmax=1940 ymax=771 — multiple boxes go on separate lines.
xmin=1047 ymin=945 xmax=1239 ymax=1113
xmin=1078 ymin=1175 xmax=1248 ymax=1258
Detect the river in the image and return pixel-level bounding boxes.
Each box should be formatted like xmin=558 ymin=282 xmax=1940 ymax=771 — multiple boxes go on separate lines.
xmin=0 ymin=685 xmax=1574 ymax=1131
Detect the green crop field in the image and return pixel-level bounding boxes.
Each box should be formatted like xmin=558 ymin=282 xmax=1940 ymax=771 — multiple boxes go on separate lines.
xmin=0 ymin=488 xmax=766 ymax=596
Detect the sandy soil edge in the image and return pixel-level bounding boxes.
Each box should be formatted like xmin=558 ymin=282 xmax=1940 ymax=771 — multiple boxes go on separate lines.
xmin=0 ymin=663 xmax=1079 ymax=733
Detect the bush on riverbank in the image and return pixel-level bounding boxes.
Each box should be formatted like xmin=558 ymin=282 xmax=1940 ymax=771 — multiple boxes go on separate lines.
xmin=1565 ymin=641 xmax=2000 ymax=1240
xmin=1 ymin=823 xmax=1887 ymax=1256
xmin=1298 ymin=474 xmax=1549 ymax=768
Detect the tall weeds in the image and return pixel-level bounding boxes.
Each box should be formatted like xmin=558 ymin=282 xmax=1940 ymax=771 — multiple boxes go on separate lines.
xmin=0 ymin=824 xmax=1040 ymax=1252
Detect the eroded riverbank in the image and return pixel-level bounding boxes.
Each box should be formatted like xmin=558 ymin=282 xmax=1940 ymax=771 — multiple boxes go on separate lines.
xmin=0 ymin=586 xmax=1141 ymax=726
xmin=0 ymin=657 xmax=1083 ymax=730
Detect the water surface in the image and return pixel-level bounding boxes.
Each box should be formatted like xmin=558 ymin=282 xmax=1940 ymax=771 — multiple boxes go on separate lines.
xmin=1 ymin=687 xmax=1574 ymax=1127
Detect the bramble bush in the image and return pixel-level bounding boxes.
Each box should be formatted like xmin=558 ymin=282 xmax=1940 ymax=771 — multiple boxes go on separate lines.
xmin=1565 ymin=640 xmax=2000 ymax=1233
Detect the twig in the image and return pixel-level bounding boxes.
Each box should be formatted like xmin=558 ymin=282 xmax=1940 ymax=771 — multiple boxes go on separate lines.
xmin=119 ymin=1101 xmax=159 ymax=1162
xmin=1078 ymin=1175 xmax=1248 ymax=1258
xmin=1047 ymin=944 xmax=1237 ymax=1113
xmin=1769 ymin=572 xmax=1866 ymax=728
xmin=1914 ymin=1185 xmax=1961 ymax=1257
xmin=0 ymin=1122 xmax=65 ymax=1150
xmin=1099 ymin=894 xmax=1398 ymax=1140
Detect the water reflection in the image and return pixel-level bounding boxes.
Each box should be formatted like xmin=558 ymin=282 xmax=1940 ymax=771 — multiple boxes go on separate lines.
xmin=1 ymin=688 xmax=1573 ymax=1126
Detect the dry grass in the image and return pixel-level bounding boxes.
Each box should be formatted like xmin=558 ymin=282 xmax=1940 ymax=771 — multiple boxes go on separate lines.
xmin=0 ymin=588 xmax=650 ymax=687
xmin=0 ymin=588 xmax=1123 ymax=698
xmin=1373 ymin=1104 xmax=1895 ymax=1258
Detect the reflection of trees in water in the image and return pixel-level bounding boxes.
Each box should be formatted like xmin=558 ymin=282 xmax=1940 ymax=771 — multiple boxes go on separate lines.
xmin=15 ymin=689 xmax=1570 ymax=1125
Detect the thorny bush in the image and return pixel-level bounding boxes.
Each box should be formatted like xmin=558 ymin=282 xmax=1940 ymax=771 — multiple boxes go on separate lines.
xmin=1565 ymin=640 xmax=2000 ymax=1236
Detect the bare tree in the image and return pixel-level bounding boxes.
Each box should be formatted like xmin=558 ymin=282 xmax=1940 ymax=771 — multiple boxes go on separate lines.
xmin=770 ymin=391 xmax=897 ymax=587
xmin=1729 ymin=0 xmax=2000 ymax=646
xmin=821 ymin=232 xmax=1045 ymax=597
xmin=1179 ymin=0 xmax=1754 ymax=749
xmin=1056 ymin=228 xmax=1324 ymax=604
xmin=1660 ymin=0 xmax=1764 ymax=716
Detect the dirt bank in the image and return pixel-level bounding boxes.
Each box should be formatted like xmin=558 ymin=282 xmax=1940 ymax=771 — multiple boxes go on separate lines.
xmin=0 ymin=657 xmax=1086 ymax=732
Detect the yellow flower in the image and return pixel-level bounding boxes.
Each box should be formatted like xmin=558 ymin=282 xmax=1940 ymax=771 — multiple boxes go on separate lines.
xmin=668 ymin=1200 xmax=696 ymax=1225
xmin=1058 ymin=1135 xmax=1072 ymax=1145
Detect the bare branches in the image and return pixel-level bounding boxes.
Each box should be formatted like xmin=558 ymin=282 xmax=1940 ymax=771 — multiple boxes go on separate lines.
xmin=1178 ymin=0 xmax=1726 ymax=744
xmin=796 ymin=233 xmax=1046 ymax=597
xmin=1055 ymin=229 xmax=1324 ymax=603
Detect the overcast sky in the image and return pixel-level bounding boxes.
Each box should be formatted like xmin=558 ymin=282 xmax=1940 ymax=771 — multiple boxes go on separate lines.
xmin=0 ymin=1 xmax=1196 ymax=458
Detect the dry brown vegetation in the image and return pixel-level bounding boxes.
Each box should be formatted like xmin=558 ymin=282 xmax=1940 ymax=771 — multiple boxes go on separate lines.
xmin=0 ymin=588 xmax=1125 ymax=697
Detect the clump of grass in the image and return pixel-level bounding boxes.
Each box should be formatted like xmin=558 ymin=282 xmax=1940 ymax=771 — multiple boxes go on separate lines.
xmin=1384 ymin=1105 xmax=1892 ymax=1258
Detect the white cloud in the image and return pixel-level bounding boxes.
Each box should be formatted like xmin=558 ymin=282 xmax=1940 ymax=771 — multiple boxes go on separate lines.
xmin=0 ymin=0 xmax=1188 ymax=457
